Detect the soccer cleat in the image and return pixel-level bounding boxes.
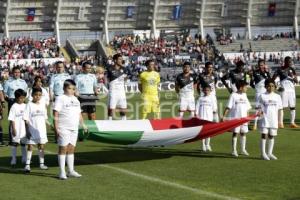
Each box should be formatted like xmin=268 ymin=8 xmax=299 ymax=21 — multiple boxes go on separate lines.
xmin=40 ymin=164 xmax=48 ymax=170
xmin=290 ymin=123 xmax=299 ymax=128
xmin=231 ymin=151 xmax=239 ymax=157
xmin=241 ymin=150 xmax=249 ymax=156
xmin=24 ymin=165 xmax=31 ymax=173
xmin=59 ymin=172 xmax=68 ymax=180
xmin=262 ymin=154 xmax=270 ymax=160
xmin=268 ymin=154 xmax=278 ymax=160
xmin=278 ymin=123 xmax=284 ymax=129
xmin=68 ymin=171 xmax=82 ymax=178
xmin=206 ymin=145 xmax=212 ymax=152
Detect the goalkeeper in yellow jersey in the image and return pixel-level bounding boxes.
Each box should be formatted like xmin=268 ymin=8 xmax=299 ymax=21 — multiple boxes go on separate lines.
xmin=138 ymin=60 xmax=161 ymax=119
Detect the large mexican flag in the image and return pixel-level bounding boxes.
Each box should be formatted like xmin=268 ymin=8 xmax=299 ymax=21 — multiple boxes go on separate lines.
xmin=80 ymin=116 xmax=255 ymax=147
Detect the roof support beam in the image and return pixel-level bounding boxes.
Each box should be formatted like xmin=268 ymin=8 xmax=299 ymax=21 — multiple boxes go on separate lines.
xmin=198 ymin=0 xmax=206 ymax=38
xmin=294 ymin=0 xmax=299 ymax=39
xmin=4 ymin=0 xmax=10 ymax=38
xmin=55 ymin=0 xmax=61 ymax=46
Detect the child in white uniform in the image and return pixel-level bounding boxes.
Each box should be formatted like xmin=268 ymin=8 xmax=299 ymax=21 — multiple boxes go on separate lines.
xmin=196 ymin=85 xmax=218 ymax=152
xmin=23 ymin=87 xmax=48 ymax=172
xmin=257 ymin=79 xmax=283 ymax=160
xmin=53 ymin=79 xmax=87 ymax=180
xmin=8 ymin=89 xmax=27 ymax=167
xmin=222 ymin=81 xmax=252 ymax=157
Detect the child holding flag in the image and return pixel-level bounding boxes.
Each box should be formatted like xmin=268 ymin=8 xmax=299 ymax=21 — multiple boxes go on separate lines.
xmin=257 ymin=79 xmax=283 ymax=160
xmin=23 ymin=87 xmax=48 ymax=173
xmin=53 ymin=79 xmax=87 ymax=180
xmin=8 ymin=89 xmax=27 ymax=167
xmin=221 ymin=80 xmax=251 ymax=157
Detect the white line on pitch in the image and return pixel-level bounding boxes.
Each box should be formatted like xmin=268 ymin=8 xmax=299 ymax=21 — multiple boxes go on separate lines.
xmin=43 ymin=149 xmax=240 ymax=200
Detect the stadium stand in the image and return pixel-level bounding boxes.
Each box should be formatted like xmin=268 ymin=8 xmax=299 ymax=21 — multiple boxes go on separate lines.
xmin=0 ymin=0 xmax=300 ymax=80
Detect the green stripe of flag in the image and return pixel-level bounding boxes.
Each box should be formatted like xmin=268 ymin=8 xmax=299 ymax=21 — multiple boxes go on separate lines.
xmin=80 ymin=120 xmax=144 ymax=145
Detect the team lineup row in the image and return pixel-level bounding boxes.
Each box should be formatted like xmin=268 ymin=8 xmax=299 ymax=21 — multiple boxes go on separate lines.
xmin=0 ymin=54 xmax=298 ymax=179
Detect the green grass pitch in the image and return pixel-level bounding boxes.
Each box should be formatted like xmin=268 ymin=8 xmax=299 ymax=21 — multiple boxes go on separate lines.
xmin=0 ymin=88 xmax=299 ymax=200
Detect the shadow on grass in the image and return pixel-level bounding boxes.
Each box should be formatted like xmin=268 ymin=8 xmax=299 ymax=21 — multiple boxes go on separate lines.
xmin=0 ymin=145 xmax=260 ymax=178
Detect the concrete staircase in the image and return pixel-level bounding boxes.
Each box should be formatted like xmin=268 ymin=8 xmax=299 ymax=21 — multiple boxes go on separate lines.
xmin=216 ymin=39 xmax=299 ymax=53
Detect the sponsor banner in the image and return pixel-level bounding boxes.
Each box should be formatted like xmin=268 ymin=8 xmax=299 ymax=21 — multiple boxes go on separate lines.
xmin=223 ymin=51 xmax=298 ymax=62
xmin=0 ymin=58 xmax=65 ymax=68
xmin=98 ymin=78 xmax=300 ymax=94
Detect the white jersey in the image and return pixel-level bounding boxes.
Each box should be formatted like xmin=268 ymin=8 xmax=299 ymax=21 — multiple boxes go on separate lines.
xmin=258 ymin=92 xmax=283 ymax=129
xmin=227 ymin=92 xmax=251 ymax=119
xmin=8 ymin=103 xmax=26 ymax=139
xmin=196 ymin=94 xmax=217 ymax=121
xmin=54 ymin=94 xmax=81 ymax=130
xmin=255 ymin=79 xmax=266 ymax=94
xmin=23 ymin=102 xmax=48 ymax=141
xmin=109 ymin=76 xmax=126 ymax=94
xmin=107 ymin=67 xmax=127 ymax=95
xmin=28 ymin=87 xmax=50 ymax=106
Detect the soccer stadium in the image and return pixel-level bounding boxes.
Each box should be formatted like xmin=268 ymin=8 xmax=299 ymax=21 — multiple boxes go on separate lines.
xmin=0 ymin=0 xmax=299 ymax=199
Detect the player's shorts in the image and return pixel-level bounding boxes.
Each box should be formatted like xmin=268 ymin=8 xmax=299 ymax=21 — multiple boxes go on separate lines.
xmin=26 ymin=138 xmax=48 ymax=145
xmin=142 ymin=95 xmax=160 ymax=113
xmin=179 ymin=97 xmax=195 ymax=112
xmin=78 ymin=94 xmax=98 ymax=113
xmin=260 ymin=128 xmax=278 ymax=136
xmin=108 ymin=94 xmax=127 ymax=109
xmin=232 ymin=124 xmax=248 ymax=133
xmin=57 ymin=128 xmax=78 ymax=147
xmin=280 ymin=91 xmax=296 ymax=108
xmin=10 ymin=136 xmax=27 ymax=145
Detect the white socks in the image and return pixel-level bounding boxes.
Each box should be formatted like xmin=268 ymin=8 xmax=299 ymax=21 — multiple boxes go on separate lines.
xmin=11 ymin=146 xmax=17 ymax=163
xmin=240 ymin=136 xmax=246 ymax=152
xmin=261 ymin=138 xmax=267 ymax=156
xmin=121 ymin=115 xmax=127 ymax=120
xmin=232 ymin=137 xmax=237 ymax=152
xmin=26 ymin=150 xmax=32 ymax=165
xmin=39 ymin=149 xmax=45 ymax=165
xmin=205 ymin=137 xmax=210 ymax=146
xmin=58 ymin=154 xmax=66 ymax=174
xmin=268 ymin=138 xmax=275 ymax=156
xmin=67 ymin=154 xmax=75 ymax=173
xmin=291 ymin=110 xmax=296 ymax=124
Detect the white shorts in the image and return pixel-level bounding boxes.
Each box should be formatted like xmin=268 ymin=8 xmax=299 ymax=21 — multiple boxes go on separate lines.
xmin=260 ymin=128 xmax=278 ymax=136
xmin=281 ymin=91 xmax=296 ymax=108
xmin=108 ymin=94 xmax=127 ymax=109
xmin=179 ymin=97 xmax=195 ymax=111
xmin=12 ymin=136 xmax=27 ymax=145
xmin=232 ymin=124 xmax=248 ymax=133
xmin=57 ymin=129 xmax=78 ymax=147
xmin=26 ymin=138 xmax=48 ymax=145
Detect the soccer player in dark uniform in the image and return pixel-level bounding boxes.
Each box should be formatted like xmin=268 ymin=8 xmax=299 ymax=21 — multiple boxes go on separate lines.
xmin=175 ymin=62 xmax=197 ymax=118
xmin=272 ymin=56 xmax=299 ymax=128
xmin=250 ymin=59 xmax=271 ymax=130
xmin=221 ymin=60 xmax=248 ymax=94
xmin=106 ymin=54 xmax=128 ymax=120
xmin=197 ymin=62 xmax=219 ymax=122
